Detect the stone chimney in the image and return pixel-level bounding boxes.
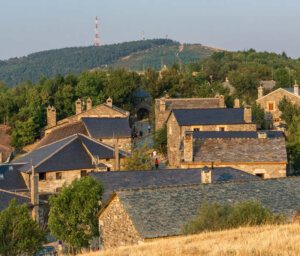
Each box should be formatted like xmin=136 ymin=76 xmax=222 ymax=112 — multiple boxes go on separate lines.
xmin=218 ymin=95 xmax=225 ymax=108
xmin=86 ymin=98 xmax=92 ymax=111
xmin=183 ymin=131 xmax=193 ymax=162
xmin=258 ymin=131 xmax=267 ymax=139
xmin=294 ymin=81 xmax=299 ymax=96
xmin=47 ymin=106 xmax=56 ymax=127
xmin=244 ymin=105 xmax=252 ymax=123
xmin=114 ymin=144 xmax=120 ymax=171
xmin=234 ymin=98 xmax=240 ymax=108
xmin=106 ymin=97 xmax=113 ymax=107
xmin=258 ymin=85 xmax=264 ymax=99
xmin=160 ymin=97 xmax=166 ymax=112
xmin=76 ymin=98 xmax=82 ymax=115
xmin=31 ymin=166 xmax=39 ymax=223
xmin=201 ymin=166 xmax=212 ymax=184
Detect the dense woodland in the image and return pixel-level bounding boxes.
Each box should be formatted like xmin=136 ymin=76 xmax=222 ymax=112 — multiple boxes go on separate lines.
xmin=0 ymin=39 xmax=214 ymax=87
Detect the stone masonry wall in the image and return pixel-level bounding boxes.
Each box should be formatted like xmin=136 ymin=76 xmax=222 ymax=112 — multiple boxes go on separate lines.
xmin=99 ymin=137 xmax=132 ymax=153
xmin=99 ymin=196 xmax=142 ymax=249
xmin=180 ymin=162 xmax=287 ymax=178
xmin=257 ymin=89 xmax=300 ymax=126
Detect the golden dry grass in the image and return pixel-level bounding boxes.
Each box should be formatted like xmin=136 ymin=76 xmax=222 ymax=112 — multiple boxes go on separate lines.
xmin=79 ymin=224 xmax=300 ymax=256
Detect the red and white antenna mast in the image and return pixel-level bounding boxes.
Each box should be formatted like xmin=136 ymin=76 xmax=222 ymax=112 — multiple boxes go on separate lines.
xmin=94 ymin=16 xmax=100 ymax=46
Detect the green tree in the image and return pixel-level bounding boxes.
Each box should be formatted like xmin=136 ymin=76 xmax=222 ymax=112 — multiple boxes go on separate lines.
xmin=48 ymin=177 xmax=104 ymax=254
xmin=278 ymin=96 xmax=300 ymax=127
xmin=122 ymin=144 xmax=153 ymax=170
xmin=252 ymin=103 xmax=265 ymax=129
xmin=274 ymin=68 xmax=291 ymax=89
xmin=153 ymin=123 xmax=167 ymax=155
xmin=0 ymin=198 xmax=46 ymax=256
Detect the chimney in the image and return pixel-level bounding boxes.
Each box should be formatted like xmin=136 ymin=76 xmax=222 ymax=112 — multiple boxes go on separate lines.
xmin=106 ymin=97 xmax=113 ymax=107
xmin=258 ymin=85 xmax=264 ymax=99
xmin=31 ymin=166 xmax=39 ymax=223
xmin=76 ymin=98 xmax=82 ymax=115
xmin=160 ymin=97 xmax=166 ymax=112
xmin=244 ymin=105 xmax=252 ymax=123
xmin=294 ymin=81 xmax=299 ymax=96
xmin=183 ymin=131 xmax=193 ymax=162
xmin=218 ymin=95 xmax=225 ymax=108
xmin=258 ymin=131 xmax=267 ymax=139
xmin=234 ymin=98 xmax=240 ymax=108
xmin=86 ymin=98 xmax=92 ymax=111
xmin=114 ymin=144 xmax=120 ymax=171
xmin=201 ymin=166 xmax=212 ymax=184
xmin=47 ymin=106 xmax=56 ymax=127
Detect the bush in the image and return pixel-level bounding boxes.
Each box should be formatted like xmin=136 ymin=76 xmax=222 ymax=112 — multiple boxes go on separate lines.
xmin=183 ymin=200 xmax=285 ymax=234
xmin=153 ymin=123 xmax=167 ymax=155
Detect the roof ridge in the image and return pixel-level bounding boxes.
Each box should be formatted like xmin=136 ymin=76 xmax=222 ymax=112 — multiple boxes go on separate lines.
xmin=33 ymin=135 xmax=79 ymax=171
xmin=114 ymin=175 xmax=300 ymax=193
xmin=37 ymin=133 xmax=79 ymax=150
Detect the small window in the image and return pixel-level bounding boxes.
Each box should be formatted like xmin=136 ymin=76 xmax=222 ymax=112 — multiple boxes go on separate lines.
xmin=81 ymin=170 xmax=87 ymax=177
xmin=194 ymin=128 xmax=200 ymax=132
xmin=256 ymin=173 xmax=264 ymax=179
xmin=219 ymin=127 xmax=225 ymax=131
xmin=56 ymin=172 xmax=62 ymax=180
xmin=274 ymin=118 xmax=280 ymax=122
xmin=107 ymin=167 xmax=111 ymax=172
xmin=106 ymin=158 xmax=110 ymax=162
xmin=56 ymin=187 xmax=62 ymax=192
xmin=39 ymin=173 xmax=46 ymax=181
xmin=268 ymin=103 xmax=274 ymax=111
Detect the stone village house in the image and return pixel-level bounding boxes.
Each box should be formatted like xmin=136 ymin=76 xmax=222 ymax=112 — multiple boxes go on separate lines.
xmin=42 ymin=97 xmax=132 ymax=152
xmin=166 ymin=106 xmax=256 ymax=167
xmin=155 ymin=95 xmax=226 ymax=131
xmin=256 ymin=82 xmax=300 ymax=127
xmin=98 ymin=175 xmax=300 ymax=249
xmin=12 ymin=134 xmax=127 ymax=194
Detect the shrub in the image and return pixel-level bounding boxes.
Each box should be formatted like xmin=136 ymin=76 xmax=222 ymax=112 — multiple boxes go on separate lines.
xmin=183 ymin=200 xmax=285 ymax=234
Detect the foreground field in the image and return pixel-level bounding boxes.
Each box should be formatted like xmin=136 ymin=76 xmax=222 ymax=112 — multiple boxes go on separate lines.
xmin=80 ymin=224 xmax=300 ymax=256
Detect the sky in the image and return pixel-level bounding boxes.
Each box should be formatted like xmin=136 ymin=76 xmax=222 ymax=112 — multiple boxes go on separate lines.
xmin=0 ymin=0 xmax=299 ymax=60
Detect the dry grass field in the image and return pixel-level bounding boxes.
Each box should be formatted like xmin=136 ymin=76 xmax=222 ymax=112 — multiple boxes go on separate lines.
xmin=79 ymin=224 xmax=300 ymax=256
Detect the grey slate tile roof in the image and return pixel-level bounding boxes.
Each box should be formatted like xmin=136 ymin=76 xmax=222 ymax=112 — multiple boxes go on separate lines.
xmin=193 ymin=136 xmax=287 ymax=163
xmin=193 ymin=131 xmax=284 ymax=139
xmin=165 ymin=98 xmax=220 ymax=111
xmin=283 ymin=88 xmax=300 ymax=96
xmin=114 ymin=177 xmax=300 ymax=239
xmin=82 ymin=117 xmax=131 ymax=138
xmin=172 ymin=108 xmax=254 ymax=126
xmin=12 ymin=134 xmax=125 ymax=173
xmin=0 ymin=190 xmax=30 ymax=212
xmin=90 ymin=167 xmax=259 ymax=203
xmin=0 ymin=164 xmax=28 ymax=191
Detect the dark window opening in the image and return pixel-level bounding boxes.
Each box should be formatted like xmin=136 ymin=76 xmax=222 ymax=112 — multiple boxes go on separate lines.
xmin=256 ymin=173 xmax=264 ymax=179
xmin=81 ymin=170 xmax=87 ymax=177
xmin=194 ymin=128 xmax=200 ymax=131
xmin=56 ymin=172 xmax=62 ymax=180
xmin=219 ymin=127 xmax=225 ymax=131
xmin=107 ymin=167 xmax=111 ymax=172
xmin=39 ymin=173 xmax=46 ymax=181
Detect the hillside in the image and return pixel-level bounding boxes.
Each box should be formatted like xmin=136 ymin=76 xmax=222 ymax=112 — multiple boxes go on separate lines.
xmin=79 ymin=224 xmax=300 ymax=256
xmin=0 ymin=39 xmax=217 ymax=87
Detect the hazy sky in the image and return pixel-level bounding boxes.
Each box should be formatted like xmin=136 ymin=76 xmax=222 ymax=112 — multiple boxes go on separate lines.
xmin=0 ymin=0 xmax=299 ymax=60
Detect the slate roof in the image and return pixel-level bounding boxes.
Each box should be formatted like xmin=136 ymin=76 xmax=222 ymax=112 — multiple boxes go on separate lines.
xmin=13 ymin=134 xmax=125 ymax=173
xmin=192 ymin=136 xmax=287 ymax=163
xmin=172 ymin=108 xmax=254 ymax=126
xmin=283 ymin=88 xmax=300 ymax=96
xmin=0 ymin=164 xmax=28 ymax=191
xmin=35 ymin=121 xmax=88 ymax=149
xmin=112 ymin=177 xmax=300 ymax=239
xmin=82 ymin=117 xmax=131 ymax=138
xmin=90 ymin=167 xmax=259 ymax=203
xmin=165 ymin=98 xmax=220 ymax=111
xmin=0 ymin=190 xmax=31 ymax=212
xmin=193 ymin=131 xmax=284 ymax=139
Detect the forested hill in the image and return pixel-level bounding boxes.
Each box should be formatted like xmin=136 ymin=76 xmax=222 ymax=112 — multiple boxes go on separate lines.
xmin=0 ymin=39 xmax=216 ymax=87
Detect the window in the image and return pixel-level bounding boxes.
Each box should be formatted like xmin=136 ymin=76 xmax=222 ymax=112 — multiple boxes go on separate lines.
xmin=219 ymin=127 xmax=225 ymax=131
xmin=107 ymin=167 xmax=111 ymax=172
xmin=256 ymin=173 xmax=264 ymax=179
xmin=39 ymin=173 xmax=46 ymax=181
xmin=268 ymin=103 xmax=274 ymax=111
xmin=56 ymin=172 xmax=62 ymax=180
xmin=81 ymin=170 xmax=87 ymax=177
xmin=194 ymin=128 xmax=200 ymax=132
xmin=274 ymin=118 xmax=280 ymax=122
xmin=106 ymin=158 xmax=110 ymax=162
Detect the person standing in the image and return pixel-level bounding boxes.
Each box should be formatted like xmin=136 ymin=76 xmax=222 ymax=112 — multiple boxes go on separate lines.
xmin=155 ymin=158 xmax=159 ymax=169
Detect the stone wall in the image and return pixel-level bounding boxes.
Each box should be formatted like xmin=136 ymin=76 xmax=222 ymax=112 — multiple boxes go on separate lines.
xmin=99 ymin=196 xmax=142 ymax=249
xmin=99 ymin=137 xmax=132 ymax=153
xmin=256 ymin=88 xmax=300 ymax=126
xmin=180 ymin=162 xmax=287 ymax=178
